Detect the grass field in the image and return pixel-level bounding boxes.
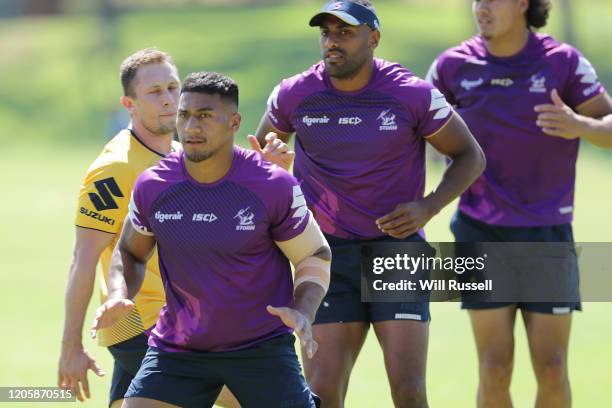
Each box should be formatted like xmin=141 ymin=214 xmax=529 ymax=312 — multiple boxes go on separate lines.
xmin=1 ymin=0 xmax=612 ymax=406
xmin=0 ymin=142 xmax=610 ymax=407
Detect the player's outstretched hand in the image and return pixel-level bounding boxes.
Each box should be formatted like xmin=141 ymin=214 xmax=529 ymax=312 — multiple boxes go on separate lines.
xmin=376 ymin=200 xmax=434 ymax=239
xmin=90 ymin=299 xmax=134 ymax=339
xmin=248 ymin=133 xmax=295 ymax=171
xmin=58 ymin=343 xmax=104 ymax=402
xmin=534 ymin=89 xmax=585 ymax=139
xmin=266 ymin=305 xmax=318 ymax=359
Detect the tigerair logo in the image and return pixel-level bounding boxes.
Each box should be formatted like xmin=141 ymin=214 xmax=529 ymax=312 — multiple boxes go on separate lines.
xmin=460 ymin=78 xmax=484 ymax=90
xmin=302 ymin=115 xmax=330 ymax=127
xmin=88 ymin=177 xmax=124 ymax=211
xmin=155 ymin=211 xmax=183 ymax=223
xmin=291 ymin=185 xmax=308 ymax=230
xmin=377 ymin=109 xmax=398 ymax=131
xmin=235 ymin=207 xmax=256 ymax=231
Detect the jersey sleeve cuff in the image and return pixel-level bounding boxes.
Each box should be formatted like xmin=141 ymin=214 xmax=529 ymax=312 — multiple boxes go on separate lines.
xmin=129 ymin=216 xmax=154 ymax=236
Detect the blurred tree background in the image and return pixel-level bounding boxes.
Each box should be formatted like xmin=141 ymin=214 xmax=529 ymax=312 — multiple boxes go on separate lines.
xmin=1 ymin=0 xmax=610 ymax=149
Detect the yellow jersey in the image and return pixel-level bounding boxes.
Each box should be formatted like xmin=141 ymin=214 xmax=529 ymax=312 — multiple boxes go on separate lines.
xmin=75 ymin=128 xmax=179 ymax=347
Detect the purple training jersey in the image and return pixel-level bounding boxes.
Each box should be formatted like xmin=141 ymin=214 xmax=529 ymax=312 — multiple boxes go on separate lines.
xmin=266 ymin=58 xmax=453 ymax=239
xmin=128 ymin=146 xmax=310 ymax=352
xmin=428 ymin=32 xmax=605 ymax=226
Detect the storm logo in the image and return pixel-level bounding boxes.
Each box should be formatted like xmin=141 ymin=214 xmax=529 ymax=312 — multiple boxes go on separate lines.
xmin=235 ymin=207 xmax=256 ymax=231
xmin=378 ymin=109 xmax=398 ymax=131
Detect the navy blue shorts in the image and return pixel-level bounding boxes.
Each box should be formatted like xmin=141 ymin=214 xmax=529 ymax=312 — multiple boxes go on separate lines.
xmin=314 ymin=233 xmax=431 ymax=325
xmin=107 ymin=333 xmax=148 ymax=406
xmin=125 ymin=334 xmax=319 ymax=408
xmin=451 ymin=211 xmax=581 ymax=314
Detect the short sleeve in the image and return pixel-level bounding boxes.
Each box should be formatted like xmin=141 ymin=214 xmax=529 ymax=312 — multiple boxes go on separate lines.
xmin=269 ymin=174 xmax=310 ymax=242
xmin=128 ymin=177 xmax=154 ymax=236
xmin=562 ymin=47 xmax=605 ymax=109
xmin=412 ymin=80 xmax=454 ymax=139
xmin=266 ymin=81 xmax=295 ymax=134
xmin=75 ymin=161 xmax=131 ymax=234
xmin=425 ymin=57 xmax=457 ymax=106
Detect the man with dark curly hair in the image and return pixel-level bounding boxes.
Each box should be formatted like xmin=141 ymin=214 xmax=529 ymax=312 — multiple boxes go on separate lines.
xmin=427 ymin=0 xmax=612 ymax=406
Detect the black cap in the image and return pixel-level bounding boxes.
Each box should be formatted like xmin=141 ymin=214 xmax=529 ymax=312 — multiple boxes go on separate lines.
xmin=309 ymin=1 xmax=380 ymax=31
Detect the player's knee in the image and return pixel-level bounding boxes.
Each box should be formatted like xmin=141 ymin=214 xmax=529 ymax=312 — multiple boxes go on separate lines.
xmin=390 ymin=376 xmax=427 ymax=407
xmin=533 ymin=352 xmax=568 ymax=386
xmin=479 ymin=353 xmax=513 ymax=386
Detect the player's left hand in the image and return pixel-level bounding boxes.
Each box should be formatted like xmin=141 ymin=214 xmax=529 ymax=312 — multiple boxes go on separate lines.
xmin=376 ymin=200 xmax=434 ymax=239
xmin=266 ymin=305 xmax=318 ymax=359
xmin=90 ymin=298 xmax=134 ymax=339
xmin=534 ymin=89 xmax=586 ymax=140
xmin=248 ymin=133 xmax=295 ymax=171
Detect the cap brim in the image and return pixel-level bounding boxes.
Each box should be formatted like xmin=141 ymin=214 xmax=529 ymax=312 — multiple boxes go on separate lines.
xmin=309 ymin=11 xmax=361 ymax=27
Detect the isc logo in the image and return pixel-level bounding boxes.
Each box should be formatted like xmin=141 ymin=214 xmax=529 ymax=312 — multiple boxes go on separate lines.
xmin=192 ymin=213 xmax=218 ymax=222
xmin=338 ymin=117 xmax=362 ymax=125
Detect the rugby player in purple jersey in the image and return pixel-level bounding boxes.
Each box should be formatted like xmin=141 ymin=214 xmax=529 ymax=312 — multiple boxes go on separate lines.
xmin=254 ymin=2 xmax=485 ymax=406
xmin=90 ymin=71 xmax=331 ymax=408
xmin=427 ymin=0 xmax=612 ymax=406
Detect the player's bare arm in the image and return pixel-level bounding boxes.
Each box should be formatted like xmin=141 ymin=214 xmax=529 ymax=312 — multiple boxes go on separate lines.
xmin=91 ymin=219 xmax=156 ymax=336
xmin=58 ymin=228 xmax=113 ymax=401
xmin=535 ymin=89 xmax=612 ymax=147
xmin=377 ymin=113 xmax=485 ymax=238
xmin=255 ymin=112 xmax=293 ymax=145
xmin=272 ymin=216 xmax=331 ymax=358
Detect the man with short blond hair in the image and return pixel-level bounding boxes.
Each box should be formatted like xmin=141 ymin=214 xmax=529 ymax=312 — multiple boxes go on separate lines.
xmin=58 ymin=49 xmax=239 ymax=408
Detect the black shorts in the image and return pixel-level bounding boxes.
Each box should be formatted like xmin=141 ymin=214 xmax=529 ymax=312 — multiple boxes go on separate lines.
xmin=107 ymin=333 xmax=148 ymax=406
xmin=125 ymin=334 xmax=319 ymax=408
xmin=314 ymin=233 xmax=431 ymax=325
xmin=451 ymin=211 xmax=581 ymax=314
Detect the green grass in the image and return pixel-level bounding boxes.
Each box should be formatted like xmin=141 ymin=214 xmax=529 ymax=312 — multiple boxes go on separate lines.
xmin=0 ymin=142 xmax=610 ymax=407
